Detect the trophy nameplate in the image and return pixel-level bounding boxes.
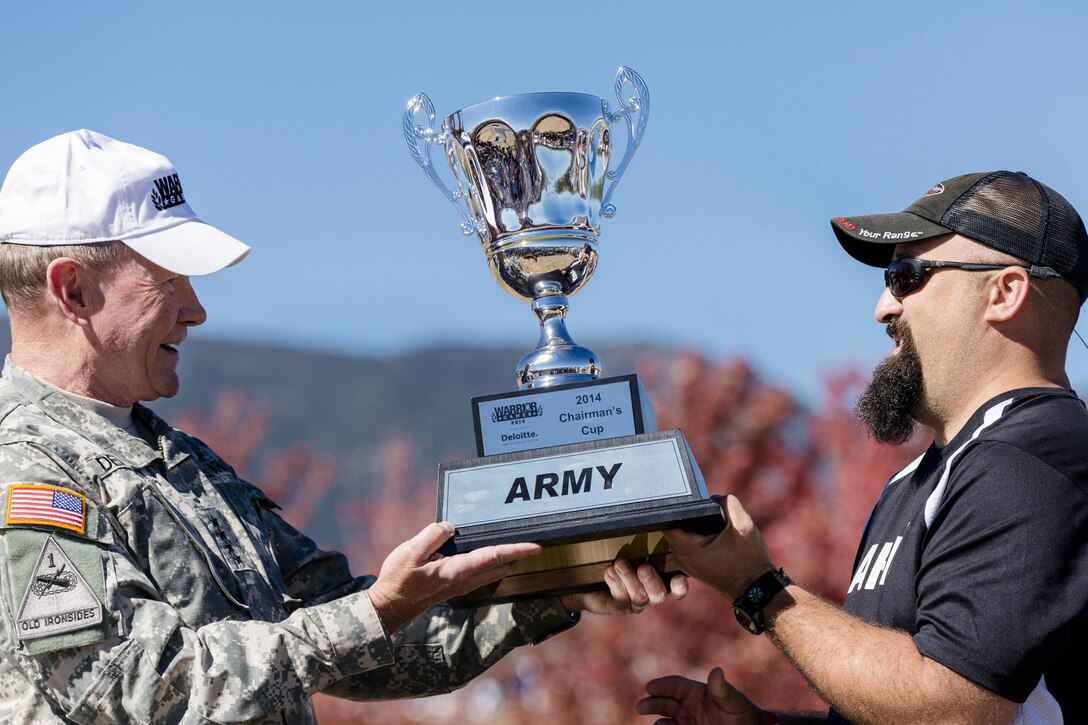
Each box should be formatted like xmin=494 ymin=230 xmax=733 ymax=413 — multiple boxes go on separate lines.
xmin=473 ymin=374 xmax=655 ymax=456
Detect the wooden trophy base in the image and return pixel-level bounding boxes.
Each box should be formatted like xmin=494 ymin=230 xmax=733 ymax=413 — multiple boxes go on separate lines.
xmin=445 ymin=495 xmax=724 ymax=607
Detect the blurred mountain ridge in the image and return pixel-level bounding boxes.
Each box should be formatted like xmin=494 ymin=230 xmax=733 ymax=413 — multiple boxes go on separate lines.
xmin=153 ymin=336 xmax=674 ymax=476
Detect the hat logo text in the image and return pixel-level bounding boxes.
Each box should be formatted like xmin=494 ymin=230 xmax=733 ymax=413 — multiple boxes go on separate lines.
xmin=150 ymin=173 xmax=186 ymax=211
xmin=857 ymin=228 xmax=924 ymax=240
xmin=926 ymin=183 xmax=945 ymax=196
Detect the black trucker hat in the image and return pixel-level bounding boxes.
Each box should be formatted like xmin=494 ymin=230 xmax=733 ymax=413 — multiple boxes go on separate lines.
xmin=830 ymin=171 xmax=1088 ymax=300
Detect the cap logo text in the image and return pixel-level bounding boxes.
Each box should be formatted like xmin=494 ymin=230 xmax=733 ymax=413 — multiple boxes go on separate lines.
xmin=857 ymin=229 xmax=924 ymax=240
xmin=925 ymin=183 xmax=945 ymax=196
xmin=833 ymin=217 xmax=857 ymax=231
xmin=150 ymin=173 xmax=186 ymax=211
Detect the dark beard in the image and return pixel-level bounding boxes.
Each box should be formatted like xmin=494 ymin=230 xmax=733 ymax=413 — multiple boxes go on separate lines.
xmin=855 ymin=319 xmax=924 ymax=445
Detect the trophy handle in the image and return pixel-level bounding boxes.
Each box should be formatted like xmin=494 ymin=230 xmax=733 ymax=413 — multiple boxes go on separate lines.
xmin=403 ymin=92 xmax=480 ymax=236
xmin=600 ymin=66 xmax=650 ymax=218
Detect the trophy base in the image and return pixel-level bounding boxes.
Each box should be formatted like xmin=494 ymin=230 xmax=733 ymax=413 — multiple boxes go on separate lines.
xmin=445 ymin=497 xmax=724 ymax=607
xmin=442 ymin=386 xmax=719 ymax=608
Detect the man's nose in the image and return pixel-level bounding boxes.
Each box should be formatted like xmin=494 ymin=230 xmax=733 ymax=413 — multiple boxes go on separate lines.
xmin=874 ymin=286 xmax=903 ymax=324
xmin=177 ymin=277 xmax=208 ymax=326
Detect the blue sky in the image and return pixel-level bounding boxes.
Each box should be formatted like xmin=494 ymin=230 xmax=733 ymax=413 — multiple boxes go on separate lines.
xmin=2 ymin=1 xmax=1087 ymax=399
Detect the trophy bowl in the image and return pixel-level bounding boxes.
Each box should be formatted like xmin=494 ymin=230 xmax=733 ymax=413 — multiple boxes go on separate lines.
xmin=405 ymin=67 xmax=648 ymax=388
xmin=446 ymin=91 xmax=611 ymax=302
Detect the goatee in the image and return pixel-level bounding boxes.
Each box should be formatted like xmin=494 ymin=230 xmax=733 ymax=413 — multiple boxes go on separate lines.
xmin=855 ymin=319 xmax=924 ymax=445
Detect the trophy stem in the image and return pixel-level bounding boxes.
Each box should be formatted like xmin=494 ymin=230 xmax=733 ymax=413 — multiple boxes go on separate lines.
xmin=515 ymin=284 xmax=601 ymax=390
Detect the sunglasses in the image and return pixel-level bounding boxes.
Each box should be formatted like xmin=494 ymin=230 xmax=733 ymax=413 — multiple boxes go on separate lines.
xmin=884 ymin=258 xmax=1061 ymax=298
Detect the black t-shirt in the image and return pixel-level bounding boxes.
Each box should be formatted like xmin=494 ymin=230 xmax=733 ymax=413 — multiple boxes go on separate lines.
xmin=829 ymin=388 xmax=1088 ymax=724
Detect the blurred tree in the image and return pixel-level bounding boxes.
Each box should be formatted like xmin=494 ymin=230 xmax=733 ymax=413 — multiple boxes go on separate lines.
xmin=185 ymin=355 xmax=925 ymax=723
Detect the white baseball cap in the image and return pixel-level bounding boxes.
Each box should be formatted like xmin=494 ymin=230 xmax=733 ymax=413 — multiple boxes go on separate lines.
xmin=0 ymin=129 xmax=251 ymax=276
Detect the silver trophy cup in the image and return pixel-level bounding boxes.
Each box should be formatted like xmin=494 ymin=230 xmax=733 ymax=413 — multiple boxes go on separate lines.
xmin=404 ymin=67 xmax=649 ymax=389
xmin=402 ymin=69 xmax=723 ymax=606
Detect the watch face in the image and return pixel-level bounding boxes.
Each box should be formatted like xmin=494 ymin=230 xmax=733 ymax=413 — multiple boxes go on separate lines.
xmin=734 ymin=570 xmax=788 ymax=636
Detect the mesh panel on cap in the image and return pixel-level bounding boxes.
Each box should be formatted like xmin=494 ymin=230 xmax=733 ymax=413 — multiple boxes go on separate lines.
xmin=1037 ymin=185 xmax=1085 ymax=278
xmin=941 ymin=171 xmax=1088 ymax=299
xmin=941 ymin=173 xmax=1047 ymax=264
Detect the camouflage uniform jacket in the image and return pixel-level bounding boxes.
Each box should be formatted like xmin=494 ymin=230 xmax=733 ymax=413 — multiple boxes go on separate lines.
xmin=0 ymin=360 xmax=575 ymax=723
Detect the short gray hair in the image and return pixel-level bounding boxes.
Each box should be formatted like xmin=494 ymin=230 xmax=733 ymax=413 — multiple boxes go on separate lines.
xmin=0 ymin=241 xmax=128 ymax=311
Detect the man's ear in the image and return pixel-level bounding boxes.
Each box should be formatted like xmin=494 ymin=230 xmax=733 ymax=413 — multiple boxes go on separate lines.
xmin=46 ymin=257 xmax=96 ymax=326
xmin=983 ymin=266 xmax=1031 ymax=323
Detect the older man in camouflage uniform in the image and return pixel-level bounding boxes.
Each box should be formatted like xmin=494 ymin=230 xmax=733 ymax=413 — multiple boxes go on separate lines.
xmin=0 ymin=130 xmax=684 ymax=723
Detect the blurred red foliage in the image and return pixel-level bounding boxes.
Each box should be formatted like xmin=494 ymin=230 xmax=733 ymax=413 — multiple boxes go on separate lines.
xmin=173 ymin=388 xmax=336 ymax=534
xmin=189 ymin=355 xmax=926 ymax=723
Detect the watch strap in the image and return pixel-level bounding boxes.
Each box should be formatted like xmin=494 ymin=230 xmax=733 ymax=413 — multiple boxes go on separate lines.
xmin=732 ymin=568 xmax=792 ymax=635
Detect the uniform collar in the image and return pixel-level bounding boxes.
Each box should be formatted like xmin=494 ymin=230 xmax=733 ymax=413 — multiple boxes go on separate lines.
xmin=1 ymin=356 xmax=185 ymax=468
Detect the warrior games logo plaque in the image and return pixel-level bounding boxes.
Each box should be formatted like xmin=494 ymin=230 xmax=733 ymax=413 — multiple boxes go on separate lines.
xmin=404 ymin=67 xmax=723 ymax=604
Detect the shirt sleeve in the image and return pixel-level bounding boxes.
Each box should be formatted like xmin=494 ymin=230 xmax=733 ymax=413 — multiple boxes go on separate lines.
xmin=321 ymin=597 xmax=577 ymax=701
xmin=248 ymin=480 xmax=579 ymax=701
xmin=911 ymin=440 xmax=1088 ymax=702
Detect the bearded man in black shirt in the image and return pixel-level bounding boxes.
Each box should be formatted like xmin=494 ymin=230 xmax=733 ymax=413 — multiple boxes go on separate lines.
xmin=637 ymin=171 xmax=1088 ymax=725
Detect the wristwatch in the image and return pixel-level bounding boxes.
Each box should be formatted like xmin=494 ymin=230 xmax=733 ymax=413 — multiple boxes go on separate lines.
xmin=732 ymin=568 xmax=793 ymax=635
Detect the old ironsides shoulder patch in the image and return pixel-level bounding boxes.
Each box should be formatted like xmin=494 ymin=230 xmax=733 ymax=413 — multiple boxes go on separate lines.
xmin=16 ymin=535 xmax=103 ymax=640
xmin=5 ymin=484 xmax=87 ymax=534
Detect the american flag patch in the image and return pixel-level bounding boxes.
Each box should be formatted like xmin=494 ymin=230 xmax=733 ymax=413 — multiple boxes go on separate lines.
xmin=5 ymin=485 xmax=87 ymax=534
